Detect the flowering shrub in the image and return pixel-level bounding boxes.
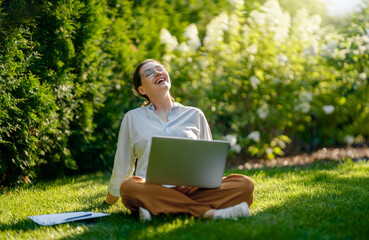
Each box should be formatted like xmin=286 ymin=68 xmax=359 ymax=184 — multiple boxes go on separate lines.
xmin=315 ymin=2 xmax=369 ymax=146
xmin=160 ymin=0 xmax=368 ymax=158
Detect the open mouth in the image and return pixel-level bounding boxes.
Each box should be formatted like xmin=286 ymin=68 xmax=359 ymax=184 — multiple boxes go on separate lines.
xmin=155 ymin=78 xmax=166 ymax=84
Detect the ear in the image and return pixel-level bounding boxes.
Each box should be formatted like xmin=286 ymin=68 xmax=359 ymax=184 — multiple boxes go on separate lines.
xmin=138 ymin=86 xmax=146 ymax=96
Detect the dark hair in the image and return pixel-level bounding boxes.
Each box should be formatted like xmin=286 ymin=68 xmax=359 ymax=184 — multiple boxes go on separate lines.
xmin=132 ymin=59 xmax=174 ymax=106
xmin=132 ymin=59 xmax=158 ymax=106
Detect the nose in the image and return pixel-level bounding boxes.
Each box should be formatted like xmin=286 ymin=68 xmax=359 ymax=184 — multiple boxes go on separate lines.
xmin=154 ymin=68 xmax=164 ymax=76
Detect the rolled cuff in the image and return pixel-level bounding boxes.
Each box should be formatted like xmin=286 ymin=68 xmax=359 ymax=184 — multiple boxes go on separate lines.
xmin=107 ymin=183 xmax=121 ymax=197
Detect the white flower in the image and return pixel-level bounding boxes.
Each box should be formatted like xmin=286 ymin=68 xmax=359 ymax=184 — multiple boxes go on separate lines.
xmin=266 ymin=147 xmax=273 ymax=154
xmin=250 ymin=75 xmax=260 ymax=89
xmin=257 ymin=103 xmax=269 ymax=119
xmin=228 ymin=14 xmax=241 ymax=37
xmin=160 ymin=28 xmax=178 ymax=51
xmin=358 ymin=72 xmax=367 ymax=81
xmin=199 ymin=59 xmax=210 ymax=70
xmin=293 ymin=9 xmax=321 ymax=42
xmin=321 ymin=42 xmax=337 ymax=57
xmin=362 ymin=35 xmax=369 ymax=43
xmin=247 ymin=131 xmax=260 ymax=142
xmin=177 ymin=42 xmax=190 ymax=53
xmin=229 ymin=0 xmax=244 ymax=9
xmin=162 ymin=53 xmax=173 ymax=63
xmin=232 ymin=144 xmax=242 ymax=153
xmin=183 ymin=24 xmax=198 ymax=39
xmin=303 ymin=45 xmax=316 ymax=57
xmin=300 ymin=91 xmax=313 ymax=102
xmin=183 ymin=24 xmax=201 ymax=50
xmin=358 ymin=45 xmax=367 ymax=55
xmin=249 ymin=10 xmax=265 ymax=26
xmin=248 ymin=0 xmax=291 ymax=42
xmin=344 ymin=135 xmax=354 ymax=145
xmin=204 ymin=12 xmax=229 ymax=50
xmin=246 ymin=44 xmax=258 ymax=55
xmin=225 ymin=134 xmax=237 ymax=147
xmin=272 ymin=77 xmax=282 ymax=84
xmin=295 ymin=102 xmax=311 ymax=113
xmin=276 ymin=54 xmax=288 ymax=63
xmin=323 ymin=105 xmax=335 ymax=114
xmin=257 ymin=108 xmax=268 ymax=119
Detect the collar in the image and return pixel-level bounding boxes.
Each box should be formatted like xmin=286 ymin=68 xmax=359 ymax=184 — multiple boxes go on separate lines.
xmin=146 ymin=102 xmax=179 ymax=112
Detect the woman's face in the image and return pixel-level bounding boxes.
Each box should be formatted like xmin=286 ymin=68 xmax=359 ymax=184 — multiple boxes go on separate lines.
xmin=138 ymin=62 xmax=171 ymax=99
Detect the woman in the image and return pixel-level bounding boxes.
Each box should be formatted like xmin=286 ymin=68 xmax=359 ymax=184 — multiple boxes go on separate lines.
xmin=104 ymin=59 xmax=254 ymax=220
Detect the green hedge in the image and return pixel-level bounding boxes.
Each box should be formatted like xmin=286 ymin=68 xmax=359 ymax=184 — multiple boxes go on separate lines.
xmin=0 ymin=0 xmax=242 ymax=186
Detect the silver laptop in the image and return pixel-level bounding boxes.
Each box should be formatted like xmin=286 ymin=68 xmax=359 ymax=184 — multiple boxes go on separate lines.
xmin=146 ymin=136 xmax=230 ymax=188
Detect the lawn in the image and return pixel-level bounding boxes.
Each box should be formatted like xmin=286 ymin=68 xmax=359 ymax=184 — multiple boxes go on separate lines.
xmin=1 ymin=159 xmax=368 ymax=240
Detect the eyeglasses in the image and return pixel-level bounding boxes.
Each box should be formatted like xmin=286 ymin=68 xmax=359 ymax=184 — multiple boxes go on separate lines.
xmin=142 ymin=65 xmax=165 ymax=78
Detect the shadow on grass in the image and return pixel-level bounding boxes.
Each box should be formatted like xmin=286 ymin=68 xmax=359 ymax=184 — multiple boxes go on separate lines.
xmin=0 ymin=190 xmax=124 ymax=232
xmin=67 ymin=161 xmax=368 ymax=239
xmin=119 ymin=169 xmax=368 ymax=240
xmin=55 ymin=179 xmax=369 ymax=240
xmin=0 ymin=172 xmax=113 ymax=233
xmin=3 ymin=161 xmax=368 ymax=239
xmin=226 ymin=159 xmax=343 ymax=177
xmin=28 ymin=171 xmax=111 ymax=191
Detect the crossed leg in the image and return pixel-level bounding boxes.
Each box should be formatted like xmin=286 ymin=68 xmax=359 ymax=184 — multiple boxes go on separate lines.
xmin=120 ymin=174 xmax=254 ymax=218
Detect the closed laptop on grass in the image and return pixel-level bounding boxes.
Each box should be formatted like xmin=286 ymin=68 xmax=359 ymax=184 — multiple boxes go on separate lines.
xmin=146 ymin=136 xmax=230 ymax=188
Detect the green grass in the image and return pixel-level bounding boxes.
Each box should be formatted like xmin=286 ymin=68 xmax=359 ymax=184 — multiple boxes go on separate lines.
xmin=1 ymin=159 xmax=369 ymax=240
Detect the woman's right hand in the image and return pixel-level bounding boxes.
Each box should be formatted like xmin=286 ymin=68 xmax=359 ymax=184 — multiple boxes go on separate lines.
xmin=104 ymin=192 xmax=119 ymax=205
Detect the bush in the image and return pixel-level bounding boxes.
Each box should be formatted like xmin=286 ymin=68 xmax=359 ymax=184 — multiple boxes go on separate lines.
xmin=160 ymin=0 xmax=369 ymax=158
xmin=316 ymin=1 xmax=369 ymax=146
xmin=0 ymin=25 xmax=62 ymax=185
xmin=0 ymin=0 xmax=114 ymax=185
xmin=0 ymin=0 xmax=246 ymax=186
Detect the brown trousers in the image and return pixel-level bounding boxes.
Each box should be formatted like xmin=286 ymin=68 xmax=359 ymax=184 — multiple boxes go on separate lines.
xmin=120 ymin=174 xmax=254 ymax=218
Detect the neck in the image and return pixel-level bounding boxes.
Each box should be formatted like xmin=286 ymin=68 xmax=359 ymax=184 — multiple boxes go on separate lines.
xmin=150 ymin=93 xmax=173 ymax=112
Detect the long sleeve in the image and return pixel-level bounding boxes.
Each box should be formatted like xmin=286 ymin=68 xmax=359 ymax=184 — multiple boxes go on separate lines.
xmin=107 ymin=103 xmax=214 ymax=194
xmin=198 ymin=110 xmax=213 ymax=141
xmin=107 ymin=114 xmax=136 ymax=197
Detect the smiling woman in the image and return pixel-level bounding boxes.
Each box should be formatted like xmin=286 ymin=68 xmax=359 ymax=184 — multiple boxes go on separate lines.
xmin=132 ymin=59 xmax=173 ymax=107
xmin=137 ymin=60 xmax=172 ymax=108
xmin=104 ymin=59 xmax=255 ymax=221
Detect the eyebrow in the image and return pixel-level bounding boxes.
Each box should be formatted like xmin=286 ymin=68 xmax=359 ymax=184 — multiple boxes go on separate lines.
xmin=142 ymin=65 xmax=163 ymax=74
xmin=143 ymin=68 xmax=154 ymax=74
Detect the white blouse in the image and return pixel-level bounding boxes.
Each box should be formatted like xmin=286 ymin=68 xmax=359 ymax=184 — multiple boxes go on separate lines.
xmin=107 ymin=102 xmax=213 ymax=197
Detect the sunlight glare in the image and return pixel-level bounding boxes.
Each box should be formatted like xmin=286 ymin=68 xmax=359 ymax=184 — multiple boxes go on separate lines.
xmin=319 ymin=0 xmax=364 ymax=16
